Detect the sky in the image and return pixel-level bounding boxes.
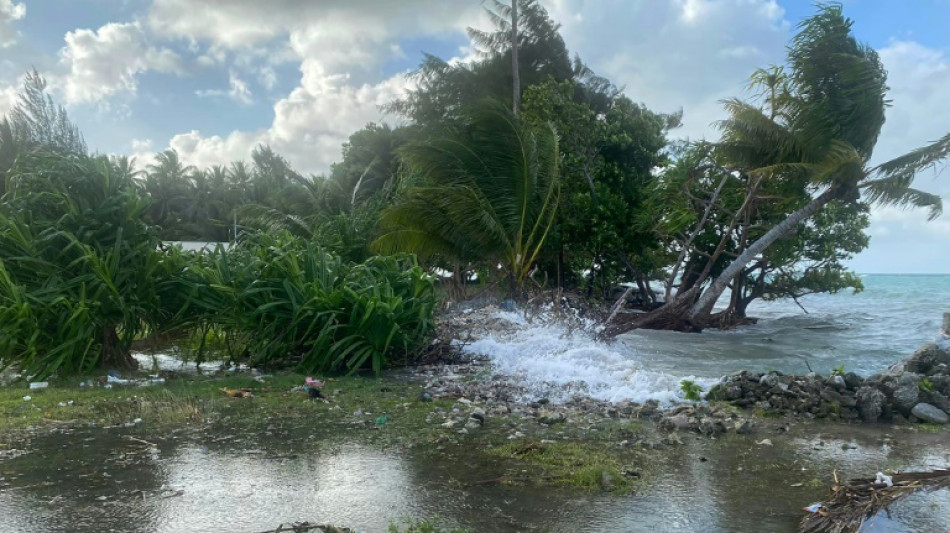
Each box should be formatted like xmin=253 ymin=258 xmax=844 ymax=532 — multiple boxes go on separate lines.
xmin=0 ymin=0 xmax=948 ymax=273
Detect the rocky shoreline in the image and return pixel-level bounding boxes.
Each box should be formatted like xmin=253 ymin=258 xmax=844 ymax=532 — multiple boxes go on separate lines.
xmin=411 ymin=304 xmax=950 ymax=441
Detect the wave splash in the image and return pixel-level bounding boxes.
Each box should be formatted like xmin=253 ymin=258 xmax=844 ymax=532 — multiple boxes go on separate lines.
xmin=461 ymin=309 xmax=718 ymax=404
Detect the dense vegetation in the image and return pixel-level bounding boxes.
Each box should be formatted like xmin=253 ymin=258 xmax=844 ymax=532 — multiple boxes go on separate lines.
xmin=1 ymin=1 xmax=948 ymax=377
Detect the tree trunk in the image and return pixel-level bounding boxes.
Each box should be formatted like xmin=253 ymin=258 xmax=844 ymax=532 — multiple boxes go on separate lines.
xmin=604 ymin=189 xmax=837 ymax=337
xmin=100 ymin=326 xmax=138 ymax=371
xmin=686 ymin=188 xmax=837 ymax=321
xmin=510 ymin=0 xmax=521 ymax=115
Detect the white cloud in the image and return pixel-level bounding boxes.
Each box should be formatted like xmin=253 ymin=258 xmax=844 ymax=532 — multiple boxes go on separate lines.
xmin=59 ymin=22 xmax=183 ymax=105
xmin=149 ymin=0 xmax=484 ymax=174
xmin=0 ymin=83 xmax=16 ymax=116
xmin=148 ymin=0 xmax=479 ymax=51
xmin=170 ymin=66 xmax=412 ymax=174
xmin=547 ymin=0 xmax=790 ymax=141
xmin=258 ymin=66 xmax=277 ymax=90
xmin=0 ymin=0 xmax=25 ymax=48
xmin=196 ymin=71 xmax=254 ymax=105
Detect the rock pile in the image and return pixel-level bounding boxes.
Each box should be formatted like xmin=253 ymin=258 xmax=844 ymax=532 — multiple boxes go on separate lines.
xmin=707 ymin=342 xmax=950 ymax=424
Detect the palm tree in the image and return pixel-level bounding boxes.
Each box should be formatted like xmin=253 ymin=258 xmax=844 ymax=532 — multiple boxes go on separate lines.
xmin=373 ymin=102 xmax=559 ymax=293
xmin=613 ymin=5 xmax=945 ymax=332
xmin=144 ymin=149 xmax=195 ymax=232
xmin=686 ymin=6 xmax=942 ymax=322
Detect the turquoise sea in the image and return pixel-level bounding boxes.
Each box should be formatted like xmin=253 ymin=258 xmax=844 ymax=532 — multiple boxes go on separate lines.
xmin=623 ymin=274 xmax=950 ymax=378
xmin=467 ymin=274 xmax=950 ymax=403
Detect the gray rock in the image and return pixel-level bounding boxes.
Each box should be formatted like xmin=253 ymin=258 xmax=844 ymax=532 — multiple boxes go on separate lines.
xmin=734 ymin=419 xmax=754 ymax=434
xmin=698 ymin=418 xmax=727 ymax=435
xmin=537 ymin=410 xmax=565 ymax=425
xmin=470 ymin=407 xmax=486 ymax=423
xmin=600 ymin=470 xmax=616 ymax=491
xmin=660 ymin=414 xmax=694 ymax=431
xmin=843 ymin=372 xmax=864 ymax=391
xmin=910 ymin=403 xmax=949 ymax=424
xmin=905 ymin=343 xmax=950 ymax=375
xmin=760 ymin=374 xmax=779 ymax=388
xmin=464 ymin=419 xmax=481 ymax=431
xmin=830 ymin=375 xmax=846 ymax=390
xmin=891 ymin=373 xmax=921 ymax=414
xmin=856 ymin=386 xmax=887 ymax=423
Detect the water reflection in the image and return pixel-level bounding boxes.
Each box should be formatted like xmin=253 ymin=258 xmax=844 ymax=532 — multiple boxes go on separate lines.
xmin=2 ymin=424 xmax=950 ymax=532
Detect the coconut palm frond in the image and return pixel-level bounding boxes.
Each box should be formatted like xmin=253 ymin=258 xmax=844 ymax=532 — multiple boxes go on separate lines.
xmin=872 ymin=132 xmax=950 ymax=187
xmin=237 ymin=203 xmax=318 ymax=239
xmin=862 ymin=181 xmax=942 ymax=221
xmin=375 ymin=101 xmax=559 ymax=287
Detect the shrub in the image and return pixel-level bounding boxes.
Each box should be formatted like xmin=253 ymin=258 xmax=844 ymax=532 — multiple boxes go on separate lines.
xmin=163 ymin=233 xmax=435 ymax=373
xmin=0 ymin=152 xmax=160 ymax=377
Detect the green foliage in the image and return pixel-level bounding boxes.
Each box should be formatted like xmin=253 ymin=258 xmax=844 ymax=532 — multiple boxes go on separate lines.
xmin=920 ymin=378 xmax=935 ymax=393
xmin=374 ymin=102 xmax=560 ymax=291
xmin=680 ymin=380 xmax=703 ymax=402
xmin=831 ymin=365 xmax=846 ymax=377
xmin=0 ymin=152 xmax=160 ymax=377
xmin=163 ymin=233 xmax=436 ymax=373
xmin=522 ymin=79 xmax=672 ymax=294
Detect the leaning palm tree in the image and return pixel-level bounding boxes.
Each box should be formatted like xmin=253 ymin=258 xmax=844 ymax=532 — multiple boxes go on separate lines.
xmin=373 ymin=102 xmax=559 ymax=293
xmin=611 ymin=4 xmax=945 ymax=333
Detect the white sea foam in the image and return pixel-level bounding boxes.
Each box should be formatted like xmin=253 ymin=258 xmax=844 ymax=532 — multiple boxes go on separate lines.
xmin=462 ymin=311 xmax=718 ymax=404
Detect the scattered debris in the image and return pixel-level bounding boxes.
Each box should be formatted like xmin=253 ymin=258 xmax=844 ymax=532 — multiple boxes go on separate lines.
xmin=304 ymin=377 xmax=324 ymax=399
xmin=800 ymin=468 xmax=950 ymax=533
xmin=220 ymin=388 xmax=254 ymax=398
xmin=254 ymin=523 xmax=354 ymax=533
xmin=28 ymin=381 xmax=49 ymax=390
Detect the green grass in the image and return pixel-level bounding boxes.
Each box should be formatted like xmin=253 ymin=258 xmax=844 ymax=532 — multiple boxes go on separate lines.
xmin=486 ymin=440 xmax=648 ymax=492
xmin=1 ymin=369 xmax=660 ymax=495
xmin=0 ymin=371 xmax=458 ymax=444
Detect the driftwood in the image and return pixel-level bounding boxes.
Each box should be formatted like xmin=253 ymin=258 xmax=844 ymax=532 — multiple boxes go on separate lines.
xmin=254 ymin=523 xmax=354 ymax=533
xmin=800 ymin=469 xmax=950 ymax=533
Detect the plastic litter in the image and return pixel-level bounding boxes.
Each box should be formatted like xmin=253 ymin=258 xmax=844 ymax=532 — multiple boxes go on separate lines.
xmin=803 ymin=502 xmax=824 ymax=513
xmin=220 ymin=388 xmax=253 ymax=398
xmin=29 ymin=381 xmax=49 ymax=390
xmin=304 ymin=377 xmax=325 ymax=399
xmin=874 ymin=472 xmax=894 ymax=487
xmin=22 ymin=395 xmax=31 ymax=401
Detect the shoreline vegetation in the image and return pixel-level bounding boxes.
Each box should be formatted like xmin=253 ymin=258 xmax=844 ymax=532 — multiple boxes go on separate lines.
xmin=3 ymin=2 xmax=950 ymax=532
xmin=2 ymin=300 xmax=950 ymax=531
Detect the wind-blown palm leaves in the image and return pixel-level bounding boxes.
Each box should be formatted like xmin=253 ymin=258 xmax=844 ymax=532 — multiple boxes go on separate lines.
xmin=681 ymin=4 xmax=943 ymax=322
xmin=374 ymin=103 xmax=560 ymax=290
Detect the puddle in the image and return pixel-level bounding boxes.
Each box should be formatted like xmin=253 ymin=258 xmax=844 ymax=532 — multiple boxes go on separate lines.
xmin=1 ymin=423 xmax=949 ymax=532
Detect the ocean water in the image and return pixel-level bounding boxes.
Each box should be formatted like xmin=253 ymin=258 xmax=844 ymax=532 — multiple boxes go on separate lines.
xmin=464 ymin=274 xmax=950 ymax=403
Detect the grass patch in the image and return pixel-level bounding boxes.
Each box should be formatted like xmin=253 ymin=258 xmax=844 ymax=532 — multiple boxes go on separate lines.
xmin=486 ymin=440 xmax=647 ymax=492
xmin=0 ymin=370 xmax=457 ymax=446
xmin=388 ymin=518 xmax=471 ymax=533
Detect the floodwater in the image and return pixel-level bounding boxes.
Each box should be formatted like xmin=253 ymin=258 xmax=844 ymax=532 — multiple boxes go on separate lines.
xmin=2 ymin=422 xmax=949 ymax=532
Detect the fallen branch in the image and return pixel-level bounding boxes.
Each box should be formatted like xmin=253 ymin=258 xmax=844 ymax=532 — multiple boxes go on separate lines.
xmin=800 ymin=468 xmax=950 ymax=533
xmin=254 ymin=523 xmax=354 ymax=533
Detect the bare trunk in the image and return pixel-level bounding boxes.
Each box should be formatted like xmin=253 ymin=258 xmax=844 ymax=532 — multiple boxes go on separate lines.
xmin=687 ymin=189 xmax=836 ymax=320
xmin=510 ymin=0 xmax=520 ymax=115
xmin=100 ymin=326 xmax=138 ymax=371
xmin=665 ymin=172 xmax=730 ymax=301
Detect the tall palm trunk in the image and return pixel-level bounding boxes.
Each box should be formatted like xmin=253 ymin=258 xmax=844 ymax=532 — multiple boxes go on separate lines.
xmin=686 ymin=188 xmax=837 ymax=320
xmin=510 ymin=0 xmax=520 ymax=115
